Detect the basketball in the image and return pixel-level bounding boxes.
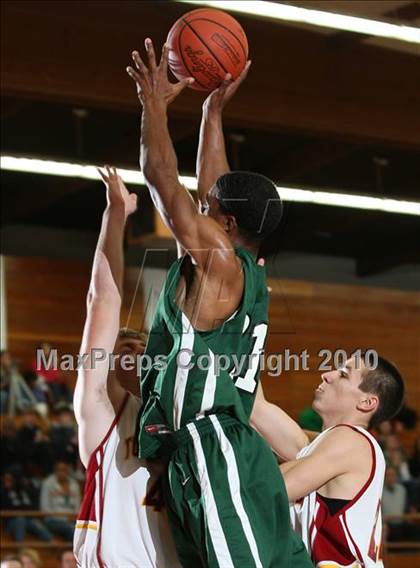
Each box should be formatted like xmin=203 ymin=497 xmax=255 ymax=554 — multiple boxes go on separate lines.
xmin=167 ymin=8 xmax=248 ymax=92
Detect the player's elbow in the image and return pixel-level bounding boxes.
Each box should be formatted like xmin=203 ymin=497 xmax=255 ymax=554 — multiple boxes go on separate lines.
xmin=282 ymin=468 xmax=312 ymax=504
xmin=281 ymin=431 xmax=309 ymax=462
xmin=296 ymin=430 xmax=310 ymax=454
xmin=86 ymin=286 xmax=121 ymax=310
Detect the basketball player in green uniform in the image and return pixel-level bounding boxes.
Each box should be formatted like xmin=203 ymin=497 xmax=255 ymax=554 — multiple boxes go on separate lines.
xmin=127 ymin=40 xmax=311 ymax=568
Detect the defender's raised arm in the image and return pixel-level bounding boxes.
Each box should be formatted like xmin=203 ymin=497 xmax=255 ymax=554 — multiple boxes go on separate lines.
xmin=73 ymin=167 xmax=137 ymax=466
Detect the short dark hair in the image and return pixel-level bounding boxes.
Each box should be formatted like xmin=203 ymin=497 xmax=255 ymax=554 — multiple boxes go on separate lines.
xmin=215 ymin=171 xmax=282 ymax=244
xmin=359 ymin=353 xmax=405 ymax=428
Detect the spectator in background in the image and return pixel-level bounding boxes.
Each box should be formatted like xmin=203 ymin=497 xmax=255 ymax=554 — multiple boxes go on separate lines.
xmin=22 ymin=371 xmax=50 ymax=418
xmin=17 ymin=550 xmax=41 ymax=568
xmin=388 ymin=448 xmax=412 ymax=482
xmin=40 ymin=461 xmax=80 ymax=541
xmin=0 ymin=557 xmax=23 ymax=568
xmin=72 ymin=457 xmax=86 ymax=485
xmin=0 ymin=468 xmax=52 ymax=542
xmin=382 ymin=465 xmax=420 ymax=541
xmin=0 ymin=349 xmax=12 ymax=413
xmin=59 ymin=550 xmax=77 ymax=568
xmin=383 ymin=433 xmax=401 ymax=453
xmin=382 ymin=466 xmax=407 ymax=541
xmin=375 ymin=420 xmax=393 ymax=448
xmin=16 ymin=408 xmax=54 ymax=476
xmin=1 ymin=419 xmax=21 ymax=474
xmin=394 ymin=403 xmax=418 ymax=432
xmin=49 ymin=405 xmax=78 ymax=467
xmin=0 ymin=351 xmax=36 ymax=415
xmin=409 ymin=438 xmax=420 ymax=479
xmin=384 ymin=433 xmax=412 ymax=483
xmin=32 ymin=342 xmax=71 ymax=404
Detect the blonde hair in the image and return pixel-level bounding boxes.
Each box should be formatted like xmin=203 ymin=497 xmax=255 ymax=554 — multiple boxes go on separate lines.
xmin=18 ymin=549 xmax=41 ymax=568
xmin=118 ymin=328 xmax=147 ymax=343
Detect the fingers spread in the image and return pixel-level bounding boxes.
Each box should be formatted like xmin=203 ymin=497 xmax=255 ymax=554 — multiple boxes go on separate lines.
xmin=132 ymin=50 xmax=148 ymax=75
xmin=126 ymin=66 xmax=143 ymax=85
xmin=159 ymin=43 xmax=169 ymax=73
xmin=145 ymin=38 xmax=157 ymax=70
xmin=97 ymin=167 xmax=108 ymax=182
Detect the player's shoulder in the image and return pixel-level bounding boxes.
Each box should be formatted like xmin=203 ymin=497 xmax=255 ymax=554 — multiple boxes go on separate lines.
xmin=321 ymin=425 xmax=373 ymax=454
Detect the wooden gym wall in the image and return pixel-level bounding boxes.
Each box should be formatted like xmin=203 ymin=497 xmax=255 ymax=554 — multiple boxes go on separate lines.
xmin=4 ymin=256 xmax=419 ymax=419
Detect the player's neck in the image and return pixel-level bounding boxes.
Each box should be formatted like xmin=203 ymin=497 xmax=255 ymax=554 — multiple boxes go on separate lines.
xmin=322 ymin=414 xmax=369 ymax=431
xmin=232 ymin=235 xmax=259 ymax=257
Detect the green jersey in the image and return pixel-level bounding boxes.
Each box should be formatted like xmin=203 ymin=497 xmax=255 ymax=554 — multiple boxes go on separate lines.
xmin=138 ymin=247 xmax=269 ymax=459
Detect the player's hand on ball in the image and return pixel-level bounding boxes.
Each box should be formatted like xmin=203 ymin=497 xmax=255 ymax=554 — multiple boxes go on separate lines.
xmin=127 ymin=39 xmax=194 ymax=107
xmin=203 ymin=60 xmax=251 ymax=115
xmin=97 ymin=165 xmax=138 ymax=217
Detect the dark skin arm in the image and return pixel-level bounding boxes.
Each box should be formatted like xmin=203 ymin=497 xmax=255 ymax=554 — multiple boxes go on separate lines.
xmin=197 ymin=62 xmax=251 ymax=206
xmin=127 ymin=40 xmax=245 ymax=330
xmin=127 ymin=40 xmax=237 ymax=272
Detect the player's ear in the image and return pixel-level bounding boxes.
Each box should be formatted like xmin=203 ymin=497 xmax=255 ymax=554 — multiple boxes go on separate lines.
xmin=224 ymin=214 xmax=237 ymax=233
xmin=357 ymin=393 xmax=379 ymax=414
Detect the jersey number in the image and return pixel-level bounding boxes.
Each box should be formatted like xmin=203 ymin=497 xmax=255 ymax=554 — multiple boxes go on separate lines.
xmin=234 ymin=323 xmax=268 ymax=393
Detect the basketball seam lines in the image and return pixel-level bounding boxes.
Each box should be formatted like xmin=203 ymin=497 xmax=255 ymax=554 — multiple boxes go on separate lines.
xmin=193 ymin=17 xmax=248 ymax=59
xmin=181 ymin=17 xmax=229 ymax=76
xmin=177 ymin=24 xmax=208 ymax=89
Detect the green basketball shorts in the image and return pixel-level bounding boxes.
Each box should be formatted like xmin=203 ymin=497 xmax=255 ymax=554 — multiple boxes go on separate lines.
xmin=160 ymin=414 xmax=312 ymax=568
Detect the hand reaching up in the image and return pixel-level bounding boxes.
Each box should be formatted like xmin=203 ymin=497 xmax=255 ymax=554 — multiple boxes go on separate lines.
xmin=127 ymin=39 xmax=194 ymax=108
xmin=97 ymin=166 xmax=138 ymax=217
xmin=203 ymin=61 xmax=251 ymax=116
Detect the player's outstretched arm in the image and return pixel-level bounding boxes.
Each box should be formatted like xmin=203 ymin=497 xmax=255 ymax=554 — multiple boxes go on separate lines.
xmin=250 ymin=383 xmax=309 ymax=461
xmin=197 ymin=62 xmax=251 ymax=206
xmin=281 ymin=426 xmax=370 ymax=502
xmin=127 ymin=39 xmax=197 ymax=251
xmin=74 ymin=167 xmax=137 ymax=467
xmin=127 ymin=40 xmax=236 ymax=271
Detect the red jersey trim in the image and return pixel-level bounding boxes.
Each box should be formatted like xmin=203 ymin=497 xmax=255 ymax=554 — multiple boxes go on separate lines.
xmin=94 ymin=393 xmax=130 ymax=568
xmin=83 ymin=391 xmax=130 ymax=480
xmin=77 ymin=393 xmax=130 ymax=567
xmin=93 ymin=392 xmax=131 ymax=457
xmin=96 ymin=446 xmax=105 ymax=568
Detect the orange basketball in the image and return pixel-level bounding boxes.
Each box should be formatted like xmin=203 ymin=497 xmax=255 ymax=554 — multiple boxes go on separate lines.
xmin=167 ymin=8 xmax=248 ymax=92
